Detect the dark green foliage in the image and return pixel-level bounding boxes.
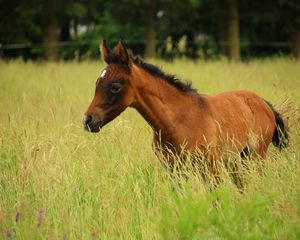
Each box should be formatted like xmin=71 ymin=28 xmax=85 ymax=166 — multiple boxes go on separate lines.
xmin=0 ymin=0 xmax=299 ymax=59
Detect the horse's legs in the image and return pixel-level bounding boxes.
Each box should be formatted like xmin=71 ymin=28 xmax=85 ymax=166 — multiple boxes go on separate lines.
xmin=229 ymin=145 xmax=253 ymax=191
xmin=208 ymin=150 xmax=221 ymax=186
xmin=251 ymin=140 xmax=269 ymax=159
xmin=258 ymin=143 xmax=268 ymax=159
xmin=240 ymin=145 xmax=250 ymax=160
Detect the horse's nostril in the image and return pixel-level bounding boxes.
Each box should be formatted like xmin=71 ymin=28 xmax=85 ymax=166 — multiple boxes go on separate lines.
xmin=83 ymin=115 xmax=93 ymax=126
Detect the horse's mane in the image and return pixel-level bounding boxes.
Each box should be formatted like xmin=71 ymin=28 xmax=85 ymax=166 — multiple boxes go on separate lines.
xmin=105 ymin=50 xmax=196 ymax=93
xmin=132 ymin=56 xmax=196 ymax=92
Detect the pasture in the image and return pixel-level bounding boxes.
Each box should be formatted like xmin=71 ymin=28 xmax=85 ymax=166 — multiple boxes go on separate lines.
xmin=0 ymin=58 xmax=300 ymax=239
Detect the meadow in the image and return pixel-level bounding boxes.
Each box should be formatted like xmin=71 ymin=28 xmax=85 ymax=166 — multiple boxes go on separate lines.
xmin=0 ymin=58 xmax=300 ymax=239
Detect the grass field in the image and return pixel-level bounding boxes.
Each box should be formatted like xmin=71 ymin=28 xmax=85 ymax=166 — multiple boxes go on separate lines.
xmin=0 ymin=58 xmax=300 ymax=239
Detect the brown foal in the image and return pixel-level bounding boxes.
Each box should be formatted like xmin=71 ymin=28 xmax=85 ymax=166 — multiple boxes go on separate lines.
xmin=83 ymin=40 xmax=288 ymax=179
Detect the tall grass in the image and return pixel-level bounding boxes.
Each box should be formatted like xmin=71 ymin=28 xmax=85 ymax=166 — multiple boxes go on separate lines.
xmin=0 ymin=58 xmax=300 ymax=239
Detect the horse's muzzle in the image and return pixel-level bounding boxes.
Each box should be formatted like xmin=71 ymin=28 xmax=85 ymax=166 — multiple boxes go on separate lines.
xmin=82 ymin=115 xmax=101 ymax=132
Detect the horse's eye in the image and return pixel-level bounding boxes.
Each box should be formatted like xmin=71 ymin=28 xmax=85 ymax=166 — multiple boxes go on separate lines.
xmin=110 ymin=82 xmax=123 ymax=93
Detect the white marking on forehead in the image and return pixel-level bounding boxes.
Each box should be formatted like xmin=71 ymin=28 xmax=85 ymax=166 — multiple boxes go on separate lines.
xmin=100 ymin=69 xmax=107 ymax=78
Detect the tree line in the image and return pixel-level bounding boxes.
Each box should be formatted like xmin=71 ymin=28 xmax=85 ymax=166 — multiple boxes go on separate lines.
xmin=0 ymin=0 xmax=299 ymax=61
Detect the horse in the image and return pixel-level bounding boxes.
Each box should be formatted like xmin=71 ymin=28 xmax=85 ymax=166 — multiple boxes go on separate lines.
xmin=82 ymin=40 xmax=288 ymax=182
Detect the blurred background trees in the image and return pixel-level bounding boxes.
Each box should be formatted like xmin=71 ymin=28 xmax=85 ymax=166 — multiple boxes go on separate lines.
xmin=0 ymin=0 xmax=299 ymax=61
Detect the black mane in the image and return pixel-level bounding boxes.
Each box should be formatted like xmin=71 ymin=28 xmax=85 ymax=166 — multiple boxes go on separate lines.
xmin=133 ymin=56 xmax=196 ymax=92
xmin=106 ymin=50 xmax=196 ymax=93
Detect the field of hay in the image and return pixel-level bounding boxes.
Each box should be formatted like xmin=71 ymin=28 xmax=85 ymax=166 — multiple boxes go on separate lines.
xmin=0 ymin=58 xmax=300 ymax=239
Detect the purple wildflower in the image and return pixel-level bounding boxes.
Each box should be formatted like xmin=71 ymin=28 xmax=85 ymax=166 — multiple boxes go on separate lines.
xmin=15 ymin=212 xmax=20 ymax=223
xmin=37 ymin=208 xmax=44 ymax=228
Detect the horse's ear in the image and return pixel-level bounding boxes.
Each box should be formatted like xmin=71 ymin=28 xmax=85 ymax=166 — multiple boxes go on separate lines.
xmin=100 ymin=40 xmax=110 ymax=64
xmin=115 ymin=40 xmax=129 ymax=65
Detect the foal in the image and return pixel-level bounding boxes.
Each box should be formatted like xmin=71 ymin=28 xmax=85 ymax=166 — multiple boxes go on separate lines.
xmin=83 ymin=40 xmax=288 ymax=179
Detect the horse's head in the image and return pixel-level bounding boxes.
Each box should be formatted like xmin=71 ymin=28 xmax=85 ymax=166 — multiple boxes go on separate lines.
xmin=83 ymin=40 xmax=135 ymax=132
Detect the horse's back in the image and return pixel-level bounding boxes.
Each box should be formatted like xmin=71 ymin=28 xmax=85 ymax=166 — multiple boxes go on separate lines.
xmin=212 ymin=90 xmax=275 ymax=126
xmin=201 ymin=90 xmax=276 ymax=154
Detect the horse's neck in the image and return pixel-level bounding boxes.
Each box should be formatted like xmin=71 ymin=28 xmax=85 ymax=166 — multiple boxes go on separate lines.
xmin=130 ymin=65 xmax=191 ymax=137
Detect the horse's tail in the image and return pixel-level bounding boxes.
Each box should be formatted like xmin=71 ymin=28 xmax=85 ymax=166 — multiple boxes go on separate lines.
xmin=265 ymin=100 xmax=289 ymax=149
